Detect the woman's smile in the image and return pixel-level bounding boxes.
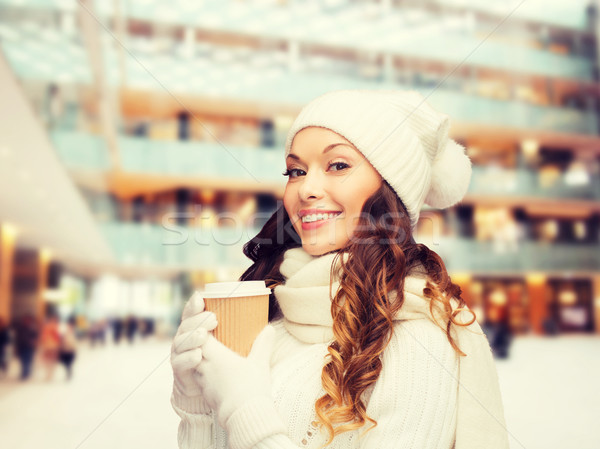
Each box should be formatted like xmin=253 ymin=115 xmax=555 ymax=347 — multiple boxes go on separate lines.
xmin=298 ymin=209 xmax=342 ymax=230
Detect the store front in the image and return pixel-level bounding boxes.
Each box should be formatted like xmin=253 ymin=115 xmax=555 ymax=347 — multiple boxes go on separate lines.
xmin=547 ymin=278 xmax=595 ymax=333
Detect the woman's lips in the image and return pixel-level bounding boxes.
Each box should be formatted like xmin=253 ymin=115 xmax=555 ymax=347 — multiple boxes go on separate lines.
xmin=299 ymin=211 xmax=342 ymax=230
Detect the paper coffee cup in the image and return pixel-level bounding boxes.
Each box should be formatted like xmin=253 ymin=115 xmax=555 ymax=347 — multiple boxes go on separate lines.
xmin=202 ymin=281 xmax=271 ymax=357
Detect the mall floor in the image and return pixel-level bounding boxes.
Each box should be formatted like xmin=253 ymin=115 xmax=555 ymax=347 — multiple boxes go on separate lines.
xmin=0 ymin=333 xmax=598 ymax=449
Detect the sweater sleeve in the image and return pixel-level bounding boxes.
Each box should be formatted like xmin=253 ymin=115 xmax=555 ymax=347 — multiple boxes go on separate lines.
xmin=171 ymin=389 xmax=214 ymax=449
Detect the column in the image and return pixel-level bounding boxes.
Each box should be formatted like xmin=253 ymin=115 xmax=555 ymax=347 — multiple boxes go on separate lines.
xmin=37 ymin=249 xmax=51 ymax=319
xmin=526 ymin=273 xmax=548 ymax=334
xmin=0 ymin=223 xmax=17 ymax=322
xmin=12 ymin=248 xmax=51 ymax=320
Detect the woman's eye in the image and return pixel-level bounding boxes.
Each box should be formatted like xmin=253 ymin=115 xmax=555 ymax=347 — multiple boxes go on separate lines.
xmin=282 ymin=168 xmax=305 ymax=178
xmin=328 ymin=162 xmax=350 ymax=172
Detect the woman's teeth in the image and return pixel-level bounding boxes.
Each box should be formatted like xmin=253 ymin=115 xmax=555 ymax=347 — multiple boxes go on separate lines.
xmin=301 ymin=213 xmax=340 ymax=223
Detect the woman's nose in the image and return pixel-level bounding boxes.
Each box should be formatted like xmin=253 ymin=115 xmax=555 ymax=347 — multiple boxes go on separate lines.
xmin=298 ymin=171 xmax=325 ymax=201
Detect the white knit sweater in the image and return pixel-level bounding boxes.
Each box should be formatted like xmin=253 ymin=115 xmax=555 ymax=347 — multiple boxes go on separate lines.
xmin=172 ymin=248 xmax=509 ymax=449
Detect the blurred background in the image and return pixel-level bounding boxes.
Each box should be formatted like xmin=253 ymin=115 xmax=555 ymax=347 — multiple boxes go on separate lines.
xmin=0 ymin=0 xmax=598 ymax=448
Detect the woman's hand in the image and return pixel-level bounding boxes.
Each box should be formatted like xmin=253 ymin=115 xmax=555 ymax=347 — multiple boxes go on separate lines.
xmin=171 ymin=292 xmax=218 ymax=400
xmin=196 ymin=325 xmax=276 ymax=427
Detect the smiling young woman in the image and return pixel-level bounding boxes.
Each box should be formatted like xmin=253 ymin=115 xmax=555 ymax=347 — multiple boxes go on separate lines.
xmin=170 ymin=90 xmax=510 ymax=449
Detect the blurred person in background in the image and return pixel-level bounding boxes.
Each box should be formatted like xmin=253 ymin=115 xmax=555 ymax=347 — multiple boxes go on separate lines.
xmin=486 ymin=307 xmax=512 ymax=359
xmin=74 ymin=314 xmax=88 ymax=340
xmin=0 ymin=316 xmax=10 ymax=377
xmin=171 ymin=91 xmax=509 ymax=449
xmin=14 ymin=314 xmax=39 ymax=381
xmin=141 ymin=317 xmax=155 ymax=339
xmin=111 ymin=317 xmax=123 ymax=344
xmin=90 ymin=319 xmax=108 ymax=346
xmin=39 ymin=314 xmax=61 ymax=381
xmin=125 ymin=315 xmax=138 ymax=344
xmin=45 ymin=83 xmax=64 ymax=128
xmin=484 ymin=291 xmax=513 ymax=359
xmin=58 ymin=317 xmax=77 ymax=380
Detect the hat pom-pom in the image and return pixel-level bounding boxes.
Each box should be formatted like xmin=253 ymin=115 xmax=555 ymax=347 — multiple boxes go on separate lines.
xmin=424 ymin=139 xmax=472 ymax=208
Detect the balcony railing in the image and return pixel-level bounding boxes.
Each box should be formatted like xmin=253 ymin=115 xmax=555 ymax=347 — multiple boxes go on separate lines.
xmin=1 ymin=0 xmax=590 ymax=32
xmin=435 ymin=237 xmax=600 ymax=273
xmin=118 ymin=135 xmax=282 ymax=183
xmin=101 ymin=222 xmax=257 ymax=269
xmin=469 ymin=165 xmax=600 ymax=201
xmin=101 ymin=222 xmax=600 ymax=272
xmin=52 ymin=130 xmax=600 ymax=201
xmin=0 ymin=5 xmax=595 ymax=93
xmin=98 ymin=1 xmax=595 ymax=80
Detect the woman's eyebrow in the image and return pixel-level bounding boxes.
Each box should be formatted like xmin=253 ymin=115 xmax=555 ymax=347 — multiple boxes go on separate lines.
xmin=287 ymin=143 xmax=355 ymax=161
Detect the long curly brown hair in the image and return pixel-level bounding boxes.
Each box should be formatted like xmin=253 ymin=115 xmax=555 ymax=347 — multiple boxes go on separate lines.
xmin=240 ymin=182 xmax=474 ymax=445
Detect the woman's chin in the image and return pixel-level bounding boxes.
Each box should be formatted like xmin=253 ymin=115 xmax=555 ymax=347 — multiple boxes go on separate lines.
xmin=301 ymin=243 xmax=343 ymax=257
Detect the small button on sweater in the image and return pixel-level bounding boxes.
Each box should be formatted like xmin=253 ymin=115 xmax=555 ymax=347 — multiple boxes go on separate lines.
xmin=172 ymin=247 xmax=509 ymax=449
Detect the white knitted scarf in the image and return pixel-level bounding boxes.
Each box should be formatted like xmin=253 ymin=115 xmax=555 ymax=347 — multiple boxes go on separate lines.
xmin=273 ymin=246 xmax=510 ymax=449
xmin=274 ymin=247 xmax=449 ymax=344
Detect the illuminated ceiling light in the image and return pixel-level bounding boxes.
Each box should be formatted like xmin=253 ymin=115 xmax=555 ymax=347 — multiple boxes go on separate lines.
xmin=490 ymin=288 xmax=507 ymax=306
xmin=564 ymin=161 xmax=590 ymax=186
xmin=526 ymin=273 xmax=546 ymax=285
xmin=573 ymin=221 xmax=586 ymax=240
xmin=40 ymin=248 xmax=52 ymax=262
xmin=466 ymin=146 xmax=479 ymax=157
xmin=450 ymin=273 xmax=471 ymax=285
xmin=558 ymin=288 xmax=577 ymax=306
xmin=471 ymin=281 xmax=483 ymax=295
xmin=521 ymin=138 xmax=539 ymax=160
xmin=542 ymin=219 xmax=559 ymax=240
xmin=2 ymin=223 xmax=18 ymax=240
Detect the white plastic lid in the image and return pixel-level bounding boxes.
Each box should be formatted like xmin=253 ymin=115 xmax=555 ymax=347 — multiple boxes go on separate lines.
xmin=202 ymin=281 xmax=271 ymax=298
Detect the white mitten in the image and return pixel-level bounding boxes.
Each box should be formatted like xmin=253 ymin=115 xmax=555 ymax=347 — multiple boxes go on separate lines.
xmin=170 ymin=292 xmax=218 ymax=414
xmin=196 ymin=325 xmax=277 ymax=427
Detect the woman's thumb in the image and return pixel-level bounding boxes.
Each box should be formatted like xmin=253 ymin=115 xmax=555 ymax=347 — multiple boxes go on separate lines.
xmin=248 ymin=325 xmax=276 ymax=366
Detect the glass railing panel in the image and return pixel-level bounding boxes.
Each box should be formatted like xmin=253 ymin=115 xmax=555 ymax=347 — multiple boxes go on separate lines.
xmin=2 ymin=0 xmax=589 ymax=32
xmin=51 ymin=130 xmax=599 ymax=201
xmin=117 ymin=135 xmax=284 ymax=182
xmin=1 ymin=0 xmax=594 ymax=84
xmin=50 ymin=130 xmax=111 ymax=170
xmin=427 ymin=90 xmax=597 ymax=135
xmin=101 ymin=222 xmax=257 ymax=269
xmin=102 ymin=222 xmax=600 ymax=272
xmin=469 ymin=165 xmax=600 ymax=200
xmin=436 ymin=237 xmax=600 ymax=272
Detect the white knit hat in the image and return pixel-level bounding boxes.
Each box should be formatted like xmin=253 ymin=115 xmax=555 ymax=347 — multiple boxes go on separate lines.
xmin=284 ymin=90 xmax=471 ymax=228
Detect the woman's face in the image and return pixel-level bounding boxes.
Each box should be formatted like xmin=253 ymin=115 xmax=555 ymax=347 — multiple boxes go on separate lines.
xmin=283 ymin=127 xmax=382 ymax=256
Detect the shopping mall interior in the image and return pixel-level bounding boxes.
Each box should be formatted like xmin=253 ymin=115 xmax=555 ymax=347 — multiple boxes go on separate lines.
xmin=1 ymin=0 xmax=599 ymax=337
xmin=0 ymin=1 xmax=599 ymax=448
